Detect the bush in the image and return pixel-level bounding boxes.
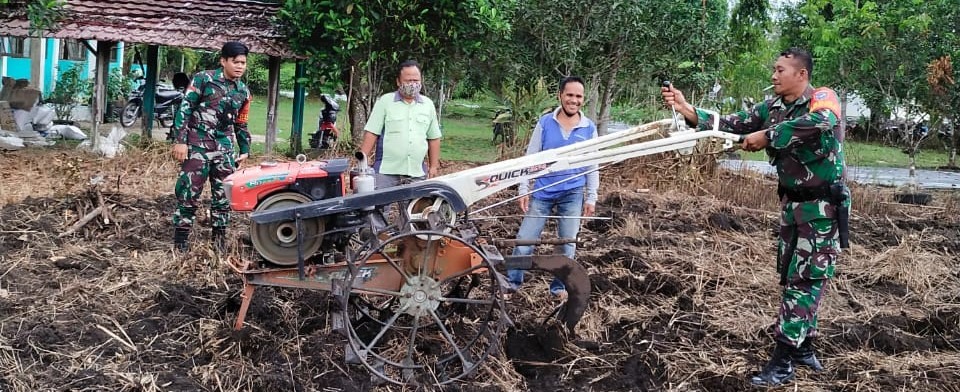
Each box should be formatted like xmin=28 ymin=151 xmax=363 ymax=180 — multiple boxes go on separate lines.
xmin=47 ymin=65 xmax=91 ymax=123
xmin=243 ymin=54 xmax=297 ymax=95
xmin=106 ymin=68 xmax=131 ymax=103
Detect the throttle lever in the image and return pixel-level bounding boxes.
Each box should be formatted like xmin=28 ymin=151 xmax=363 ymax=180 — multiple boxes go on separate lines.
xmin=662 ymin=80 xmax=683 ymax=132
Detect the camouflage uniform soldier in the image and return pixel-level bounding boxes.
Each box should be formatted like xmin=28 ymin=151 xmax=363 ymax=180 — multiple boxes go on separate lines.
xmin=662 ymin=48 xmax=850 ymax=386
xmin=170 ymin=41 xmax=252 ymax=252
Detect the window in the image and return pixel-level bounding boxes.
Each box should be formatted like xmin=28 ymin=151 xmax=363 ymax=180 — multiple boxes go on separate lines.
xmin=60 ymin=39 xmax=87 ymax=61
xmin=2 ymin=37 xmax=30 ymax=58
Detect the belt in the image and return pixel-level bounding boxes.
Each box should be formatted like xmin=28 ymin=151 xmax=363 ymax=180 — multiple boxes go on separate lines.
xmin=777 ymin=185 xmax=831 ymax=202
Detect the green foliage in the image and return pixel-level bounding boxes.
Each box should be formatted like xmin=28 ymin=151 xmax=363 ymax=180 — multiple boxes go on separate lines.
xmin=790 ymin=0 xmax=960 ymax=169
xmin=26 ymin=0 xmax=65 ymax=35
xmin=106 ymin=68 xmax=131 ymax=102
xmin=497 ymin=0 xmax=727 ymax=134
xmin=487 ymin=78 xmax=555 ymax=156
xmin=47 ymin=65 xmax=91 ymax=122
xmin=720 ymin=0 xmax=775 ymax=105
xmin=610 ymin=103 xmax=661 ymax=127
xmin=277 ymin=0 xmax=512 ymax=90
xmin=730 ymin=0 xmax=771 ymax=55
xmin=242 ymin=54 xmax=298 ymax=95
xmin=159 ymin=46 xmax=200 ymax=75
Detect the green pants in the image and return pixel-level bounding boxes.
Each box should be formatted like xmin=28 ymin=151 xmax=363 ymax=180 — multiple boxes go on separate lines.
xmin=173 ymin=150 xmax=236 ymax=230
xmin=775 ymin=216 xmax=839 ymax=347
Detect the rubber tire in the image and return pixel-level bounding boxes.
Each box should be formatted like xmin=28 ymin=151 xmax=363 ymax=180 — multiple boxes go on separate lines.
xmin=120 ymin=102 xmax=141 ymax=127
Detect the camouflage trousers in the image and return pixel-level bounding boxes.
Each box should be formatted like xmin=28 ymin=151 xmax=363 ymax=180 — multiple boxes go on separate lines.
xmin=774 ymin=216 xmax=839 ymax=348
xmin=173 ymin=150 xmax=236 ymax=230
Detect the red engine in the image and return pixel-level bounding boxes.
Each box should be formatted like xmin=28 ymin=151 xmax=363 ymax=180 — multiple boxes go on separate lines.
xmin=224 ymin=158 xmax=353 ymax=265
xmin=225 ymin=158 xmax=350 ymax=212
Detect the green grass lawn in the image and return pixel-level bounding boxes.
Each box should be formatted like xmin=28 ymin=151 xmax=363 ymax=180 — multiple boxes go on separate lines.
xmin=739 ymin=141 xmax=951 ymax=168
xmin=438 ymin=117 xmax=499 ymax=162
xmin=246 ymin=95 xmax=321 ymax=143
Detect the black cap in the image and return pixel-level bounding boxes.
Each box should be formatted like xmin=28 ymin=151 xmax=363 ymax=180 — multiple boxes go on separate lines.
xmin=221 ymin=41 xmax=249 ymax=59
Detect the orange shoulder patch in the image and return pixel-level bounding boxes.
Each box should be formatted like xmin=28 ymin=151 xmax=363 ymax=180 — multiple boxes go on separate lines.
xmin=236 ymin=99 xmax=251 ymax=124
xmin=809 ymin=87 xmax=840 ymax=117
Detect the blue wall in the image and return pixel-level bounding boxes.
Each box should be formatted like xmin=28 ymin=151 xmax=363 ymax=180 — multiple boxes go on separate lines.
xmin=5 ymin=57 xmax=32 ymax=81
xmin=3 ymin=38 xmax=123 ymax=96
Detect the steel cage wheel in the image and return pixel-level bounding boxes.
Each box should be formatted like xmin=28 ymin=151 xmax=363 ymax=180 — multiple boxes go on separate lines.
xmin=339 ymin=229 xmax=506 ymax=386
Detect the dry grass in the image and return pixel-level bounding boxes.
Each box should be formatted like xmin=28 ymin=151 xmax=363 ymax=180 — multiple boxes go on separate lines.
xmin=1 ymin=141 xmax=959 ymax=391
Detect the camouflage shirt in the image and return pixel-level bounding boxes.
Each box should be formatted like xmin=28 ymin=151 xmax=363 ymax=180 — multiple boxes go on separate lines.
xmin=172 ymin=68 xmax=252 ymax=155
xmin=693 ymin=85 xmax=848 ymax=222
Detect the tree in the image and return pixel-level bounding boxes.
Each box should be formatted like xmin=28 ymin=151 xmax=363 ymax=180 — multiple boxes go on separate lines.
xmin=916 ymin=1 xmax=960 ymax=167
xmin=721 ymin=0 xmax=775 ymax=109
xmin=796 ymin=0 xmax=957 ymax=199
xmin=277 ymin=0 xmax=511 ymax=154
xmin=0 ymin=0 xmax=66 ymax=35
xmin=797 ymin=0 xmax=942 ymax=128
xmin=505 ymin=0 xmax=728 ymax=134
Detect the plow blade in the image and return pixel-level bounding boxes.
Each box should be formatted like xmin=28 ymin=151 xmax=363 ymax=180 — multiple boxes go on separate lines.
xmin=500 ymin=255 xmax=591 ymax=334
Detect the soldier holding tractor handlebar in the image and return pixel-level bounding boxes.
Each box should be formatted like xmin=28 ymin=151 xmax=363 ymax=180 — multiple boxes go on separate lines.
xmin=662 ymin=47 xmax=850 ymax=387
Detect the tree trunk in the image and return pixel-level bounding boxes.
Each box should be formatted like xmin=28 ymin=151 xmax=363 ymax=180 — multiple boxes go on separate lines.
xmin=348 ymin=92 xmax=370 ymax=146
xmin=348 ymin=68 xmax=371 ymax=146
xmin=838 ymin=87 xmax=847 ymax=141
xmin=585 ymin=74 xmax=601 ymax=124
xmin=595 ymin=47 xmax=623 ymax=136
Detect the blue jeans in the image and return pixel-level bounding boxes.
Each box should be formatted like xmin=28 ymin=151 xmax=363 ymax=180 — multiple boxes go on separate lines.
xmin=507 ymin=189 xmax=583 ymax=295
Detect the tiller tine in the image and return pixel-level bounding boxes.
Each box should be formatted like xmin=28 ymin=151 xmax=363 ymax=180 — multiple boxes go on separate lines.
xmin=500 ymin=255 xmax=591 ymax=334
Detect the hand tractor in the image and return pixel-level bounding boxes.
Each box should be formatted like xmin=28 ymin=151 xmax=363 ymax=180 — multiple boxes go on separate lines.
xmin=223 ymin=111 xmax=743 ymax=386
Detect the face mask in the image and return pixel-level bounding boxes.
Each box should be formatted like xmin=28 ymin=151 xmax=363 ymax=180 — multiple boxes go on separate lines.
xmin=399 ymin=82 xmax=421 ymax=98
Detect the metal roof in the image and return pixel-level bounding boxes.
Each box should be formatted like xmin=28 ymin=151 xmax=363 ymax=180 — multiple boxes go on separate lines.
xmin=0 ymin=0 xmax=298 ymax=58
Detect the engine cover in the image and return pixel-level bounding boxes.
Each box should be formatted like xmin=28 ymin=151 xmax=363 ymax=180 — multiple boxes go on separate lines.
xmin=225 ymin=158 xmax=350 ymax=211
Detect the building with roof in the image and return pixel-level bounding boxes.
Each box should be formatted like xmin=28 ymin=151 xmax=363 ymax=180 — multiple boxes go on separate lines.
xmin=1 ymin=37 xmax=124 ymax=95
xmin=0 ymin=0 xmax=301 ymax=152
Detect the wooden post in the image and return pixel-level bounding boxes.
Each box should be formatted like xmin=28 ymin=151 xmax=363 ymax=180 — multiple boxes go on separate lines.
xmin=290 ymin=62 xmax=306 ymax=155
xmin=91 ymin=41 xmax=114 ymax=149
xmin=29 ymin=38 xmax=44 ymax=91
xmin=265 ymin=56 xmax=281 ymax=154
xmin=141 ymin=45 xmax=159 ymax=141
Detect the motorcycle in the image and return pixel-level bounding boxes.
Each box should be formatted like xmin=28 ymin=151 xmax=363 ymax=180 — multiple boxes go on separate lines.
xmin=119 ymin=72 xmax=188 ymax=128
xmin=491 ymin=107 xmax=514 ymax=145
xmin=308 ymin=94 xmax=340 ymax=150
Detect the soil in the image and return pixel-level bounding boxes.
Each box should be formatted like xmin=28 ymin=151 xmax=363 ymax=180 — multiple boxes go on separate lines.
xmin=1 ymin=147 xmax=959 ymax=392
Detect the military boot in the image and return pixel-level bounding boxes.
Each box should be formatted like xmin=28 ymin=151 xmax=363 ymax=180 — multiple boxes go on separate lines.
xmin=212 ymin=227 xmax=227 ymax=253
xmin=173 ymin=228 xmax=190 ymax=253
xmin=792 ymin=337 xmax=824 ymax=372
xmin=750 ymin=341 xmax=795 ymax=386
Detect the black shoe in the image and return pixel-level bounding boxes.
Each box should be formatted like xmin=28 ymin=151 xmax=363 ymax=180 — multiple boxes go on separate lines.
xmin=750 ymin=341 xmax=796 ymax=386
xmin=174 ymin=228 xmax=190 ymax=252
xmin=792 ymin=338 xmax=824 ymax=372
xmin=212 ymin=227 xmax=227 ymax=253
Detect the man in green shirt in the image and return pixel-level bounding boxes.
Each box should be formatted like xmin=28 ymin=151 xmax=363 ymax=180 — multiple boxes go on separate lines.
xmin=359 ymin=60 xmax=442 ymax=188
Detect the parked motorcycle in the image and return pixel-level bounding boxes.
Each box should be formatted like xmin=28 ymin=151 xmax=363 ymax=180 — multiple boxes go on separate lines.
xmin=308 ymin=94 xmax=340 ymax=149
xmin=120 ymin=72 xmax=188 ymax=128
xmin=491 ymin=107 xmax=514 ymax=145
